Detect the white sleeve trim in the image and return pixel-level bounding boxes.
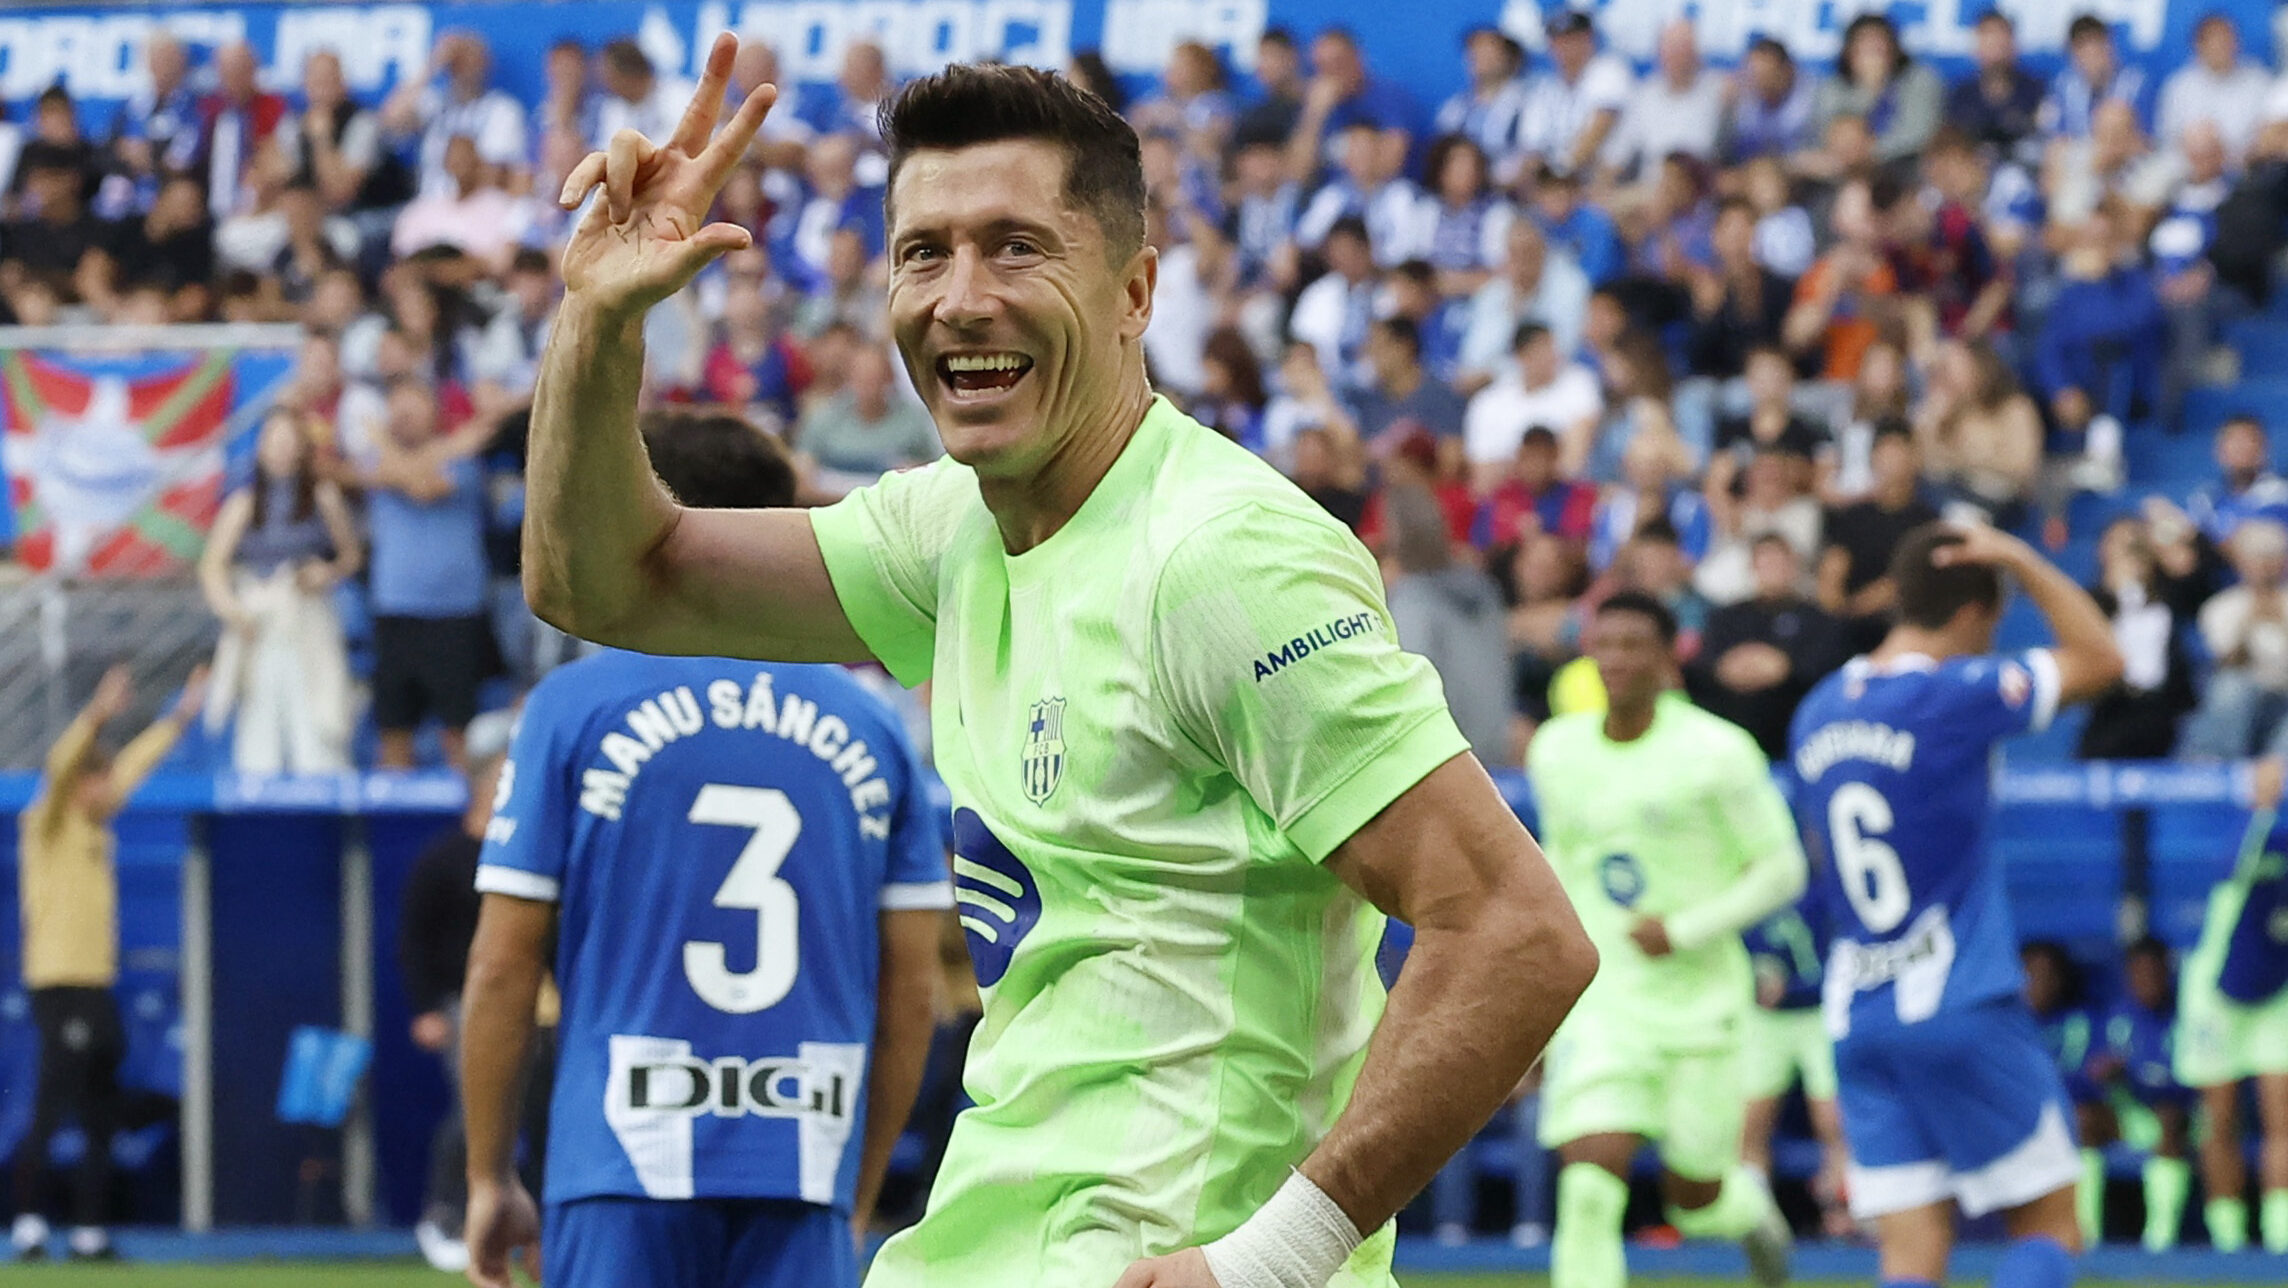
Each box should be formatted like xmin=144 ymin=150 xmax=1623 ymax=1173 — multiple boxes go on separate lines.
xmin=474 ymin=864 xmax=561 ymax=903
xmin=2023 ymin=648 xmax=2063 ymax=733
xmin=880 ymin=879 xmax=955 ymax=911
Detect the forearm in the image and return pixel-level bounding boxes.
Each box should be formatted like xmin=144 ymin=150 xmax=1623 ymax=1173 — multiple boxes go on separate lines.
xmin=43 ymin=710 xmax=102 ymax=781
xmin=1665 ymin=844 xmax=1808 ymax=951
xmin=852 ymin=972 xmax=935 ymax=1227
xmin=2013 ymin=548 xmax=2116 ymax=669
xmin=111 ymin=714 xmax=185 ymax=794
xmin=1301 ymin=904 xmax=1591 ymax=1232
xmin=522 ymin=298 xmax=682 ymax=637
xmin=461 ymin=937 xmax=544 ymax=1186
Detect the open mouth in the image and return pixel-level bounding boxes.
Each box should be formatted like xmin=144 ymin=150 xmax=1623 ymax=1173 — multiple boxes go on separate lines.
xmin=937 ymin=351 xmax=1034 ymax=401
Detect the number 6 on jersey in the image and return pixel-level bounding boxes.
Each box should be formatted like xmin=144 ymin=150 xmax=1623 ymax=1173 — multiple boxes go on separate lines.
xmin=1829 ymin=782 xmax=1908 ymax=935
xmin=684 ymin=784 xmax=803 ymax=1013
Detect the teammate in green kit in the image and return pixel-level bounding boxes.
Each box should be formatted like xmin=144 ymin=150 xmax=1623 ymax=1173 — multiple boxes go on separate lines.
xmin=526 ymin=35 xmax=1598 ymax=1288
xmin=1526 ymin=593 xmax=1808 ymax=1288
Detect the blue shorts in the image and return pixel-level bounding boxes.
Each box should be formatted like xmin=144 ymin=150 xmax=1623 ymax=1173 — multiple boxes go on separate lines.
xmin=545 ymin=1196 xmax=854 ymax=1288
xmin=1834 ymin=1001 xmax=2082 ymax=1221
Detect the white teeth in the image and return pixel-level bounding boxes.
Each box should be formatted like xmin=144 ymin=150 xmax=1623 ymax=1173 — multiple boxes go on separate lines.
xmin=944 ymin=353 xmax=1029 ymax=373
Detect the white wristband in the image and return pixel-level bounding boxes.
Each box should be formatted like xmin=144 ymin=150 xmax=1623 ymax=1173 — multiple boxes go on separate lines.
xmin=1200 ymin=1171 xmax=1363 ymax=1288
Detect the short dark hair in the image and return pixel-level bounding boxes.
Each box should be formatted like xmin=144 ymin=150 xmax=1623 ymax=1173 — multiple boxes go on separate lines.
xmin=1975 ymin=9 xmax=2014 ymax=29
xmin=1392 ymin=258 xmax=1436 ymax=288
xmin=1373 ymin=315 xmax=1421 ymax=358
xmin=1519 ymin=425 xmax=1559 ymax=452
xmin=640 ymin=411 xmax=797 ymax=510
xmin=601 ymin=37 xmax=652 ymax=79
xmin=1871 ymin=415 xmax=1916 ymax=448
xmin=2068 ymin=14 xmax=2111 ymax=45
xmin=1597 ymin=590 xmax=1679 ymax=644
xmin=1511 ymin=320 xmax=1552 ymax=353
xmin=1325 ymin=214 xmax=1371 ymax=247
xmin=509 ymin=247 xmax=552 ymax=276
xmin=882 ymin=64 xmax=1146 ymax=259
xmin=1747 ymin=35 xmax=1792 ymax=65
xmin=1751 ymin=530 xmax=1798 ymax=557
xmin=1891 ymin=524 xmax=2001 ymax=629
xmin=1925 ymin=125 xmax=1978 ymax=159
xmin=2221 ymin=412 xmax=2268 ymax=438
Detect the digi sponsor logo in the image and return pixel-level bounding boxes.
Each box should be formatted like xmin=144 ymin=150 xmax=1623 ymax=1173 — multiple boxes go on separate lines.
xmin=620 ymin=1051 xmax=851 ymax=1123
xmin=952 ymin=807 xmax=1040 ymax=987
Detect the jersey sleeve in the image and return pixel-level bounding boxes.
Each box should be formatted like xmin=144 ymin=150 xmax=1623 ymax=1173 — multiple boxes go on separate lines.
xmin=1150 ymin=502 xmax=1470 ymax=863
xmin=879 ymin=721 xmax=954 ymax=912
xmin=1944 ymin=649 xmax=2063 ymax=743
xmin=474 ymin=674 xmax=583 ymax=903
xmin=1665 ymin=724 xmax=1810 ymax=952
xmin=807 ymin=458 xmax=977 ymax=688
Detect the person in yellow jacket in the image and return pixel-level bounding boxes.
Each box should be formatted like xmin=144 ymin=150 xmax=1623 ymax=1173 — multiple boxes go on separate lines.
xmin=10 ymin=663 xmax=205 ymax=1263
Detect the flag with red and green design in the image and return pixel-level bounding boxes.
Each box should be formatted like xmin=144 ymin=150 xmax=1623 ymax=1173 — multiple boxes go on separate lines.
xmin=1 ymin=347 xmax=293 ymax=577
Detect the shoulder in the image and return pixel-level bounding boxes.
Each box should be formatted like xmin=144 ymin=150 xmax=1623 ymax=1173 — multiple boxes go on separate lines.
xmin=1530 ymin=711 xmax=1597 ymax=761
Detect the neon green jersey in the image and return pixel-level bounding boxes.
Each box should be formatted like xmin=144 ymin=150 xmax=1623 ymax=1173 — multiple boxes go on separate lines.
xmin=1527 ymin=695 xmax=1800 ymax=1042
xmin=810 ymin=397 xmax=1467 ymax=1286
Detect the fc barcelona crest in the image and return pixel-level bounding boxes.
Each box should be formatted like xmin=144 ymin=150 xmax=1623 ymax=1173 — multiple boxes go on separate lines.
xmin=1022 ymin=698 xmax=1066 ymax=804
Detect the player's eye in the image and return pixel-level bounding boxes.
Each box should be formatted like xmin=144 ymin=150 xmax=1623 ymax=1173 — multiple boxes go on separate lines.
xmin=1001 ymin=238 xmax=1041 ymax=259
xmin=899 ymin=244 xmax=942 ymax=266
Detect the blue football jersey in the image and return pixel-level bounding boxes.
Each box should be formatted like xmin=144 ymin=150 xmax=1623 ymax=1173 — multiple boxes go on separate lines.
xmin=1743 ymin=888 xmax=1827 ymax=1012
xmin=1790 ymin=649 xmax=2061 ymax=1039
xmin=475 ymin=652 xmax=952 ymax=1209
xmin=2099 ymin=1001 xmax=2181 ymax=1103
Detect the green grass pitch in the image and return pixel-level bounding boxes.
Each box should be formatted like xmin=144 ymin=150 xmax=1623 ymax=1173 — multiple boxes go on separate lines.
xmin=3 ymin=1268 xmax=2269 ymax=1288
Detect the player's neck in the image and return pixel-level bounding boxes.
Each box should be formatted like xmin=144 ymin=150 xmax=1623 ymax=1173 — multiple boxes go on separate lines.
xmin=980 ymin=371 xmax=1155 ymax=556
xmin=1602 ymin=698 xmax=1658 ymax=743
xmin=1872 ymin=625 xmax=1963 ymax=665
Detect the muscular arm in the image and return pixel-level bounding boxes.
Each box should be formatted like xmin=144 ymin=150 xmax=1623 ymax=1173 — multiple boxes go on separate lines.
xmin=462 ymin=893 xmax=554 ymax=1188
xmin=852 ymin=908 xmax=944 ymax=1235
xmin=522 ymin=301 xmax=870 ymax=660
xmin=1301 ymin=753 xmax=1597 ymax=1234
xmin=2003 ymin=539 xmax=2124 ymax=704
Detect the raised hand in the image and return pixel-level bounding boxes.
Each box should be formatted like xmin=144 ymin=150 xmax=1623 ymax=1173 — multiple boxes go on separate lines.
xmin=1931 ymin=520 xmax=2034 ymax=572
xmin=91 ymin=665 xmax=134 ymax=720
xmin=172 ymin=663 xmax=211 ymax=723
xmin=556 ymin=32 xmax=778 ymax=319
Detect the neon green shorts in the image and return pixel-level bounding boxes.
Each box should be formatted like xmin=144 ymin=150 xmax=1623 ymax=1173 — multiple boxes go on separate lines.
xmin=1741 ymin=1005 xmax=1837 ymax=1102
xmin=1538 ymin=1010 xmax=1743 ymax=1182
xmin=2175 ymin=963 xmax=2288 ymax=1089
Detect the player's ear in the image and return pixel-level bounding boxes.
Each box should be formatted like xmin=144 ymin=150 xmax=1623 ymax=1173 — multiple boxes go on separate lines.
xmin=1117 ymin=243 xmax=1157 ymax=344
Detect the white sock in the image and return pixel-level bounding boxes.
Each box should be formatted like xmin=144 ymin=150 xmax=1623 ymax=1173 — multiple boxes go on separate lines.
xmin=11 ymin=1213 xmax=49 ymax=1251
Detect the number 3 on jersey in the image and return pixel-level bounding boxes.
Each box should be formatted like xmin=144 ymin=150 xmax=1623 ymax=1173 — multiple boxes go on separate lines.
xmin=683 ymin=784 xmax=802 ymax=1014
xmin=1829 ymin=782 xmax=1909 ymax=934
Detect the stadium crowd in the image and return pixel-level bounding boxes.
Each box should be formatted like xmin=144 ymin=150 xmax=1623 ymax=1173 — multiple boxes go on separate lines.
xmin=8 ymin=3 xmax=2288 ymax=1260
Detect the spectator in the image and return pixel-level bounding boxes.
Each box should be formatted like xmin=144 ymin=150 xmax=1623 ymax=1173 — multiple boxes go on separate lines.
xmin=13 ymin=86 xmax=98 ymax=215
xmin=1383 ymin=481 xmax=1514 ymax=767
xmin=2021 ymin=941 xmax=2107 ymax=1229
xmin=2079 ymin=516 xmax=2199 ymax=758
xmin=88 ymin=171 xmax=212 ymax=320
xmin=263 ymin=177 xmax=357 ymax=316
xmin=1690 ymin=533 xmax=1844 ymax=757
xmin=1388 ymin=258 xmax=1467 ymax=383
xmin=2158 ymin=13 xmax=2270 ymax=163
xmin=1529 ymin=166 xmax=1623 ymax=287
xmin=1465 ymin=322 xmax=1604 ymax=491
xmin=1 ymin=150 xmax=110 ymax=303
xmin=469 ymin=248 xmax=556 ymax=405
xmin=593 ymin=38 xmax=683 ymax=149
xmin=1352 ymin=316 xmax=1467 ymax=459
xmin=532 ymin=37 xmax=600 ymax=155
xmin=1235 ymin=27 xmax=1305 ymax=146
xmin=360 ymin=379 xmax=495 ymax=770
xmin=1288 ymin=215 xmax=1381 ymax=391
xmin=1398 ymin=134 xmax=1511 ymax=293
xmin=1472 ymin=424 xmax=1598 ymax=551
xmin=1829 ymin=338 xmax=1912 ymax=499
xmin=702 ymin=277 xmax=809 ymax=425
xmin=1132 ymin=40 xmax=1238 ymax=146
xmin=1918 ymin=337 xmax=2045 ymax=526
xmin=1721 ymin=36 xmax=1818 ymax=165
xmin=1784 ymin=175 xmax=1917 ymax=381
xmin=2044 ymin=99 xmax=2169 ymax=226
xmin=2185 ymin=414 xmax=2288 ymax=544
xmin=8 ymin=664 xmax=205 ymax=1264
xmin=1289 ymin=424 xmax=1367 ymax=531
xmin=195 ymin=41 xmax=288 ymax=219
xmin=382 ymin=31 xmax=529 ymax=198
xmin=1360 ymin=424 xmax=1476 ymax=554
xmin=1582 ymin=330 xmax=1677 ymax=481
xmin=1294 ymin=119 xmax=1419 ymax=262
xmin=1696 ymin=447 xmax=1825 ymax=606
xmin=1807 ymin=14 xmax=1942 ymax=169
xmin=279 ymin=49 xmax=410 ymax=220
xmin=1908 ymin=129 xmax=2013 ymax=343
xmin=1743 ymin=153 xmax=1815 ymax=278
xmin=2184 ymin=517 xmax=2288 ymax=759
xmin=389 ymin=135 xmax=532 ymax=270
xmin=2042 ymin=14 xmax=2153 ymax=141
xmin=1261 ymin=341 xmax=1350 ymax=477
xmin=2089 ymin=938 xmax=2195 ymax=1252
xmin=108 ymin=32 xmax=198 ymax=213
xmin=1284 ymin=27 xmax=1413 ymax=182
xmin=803 ymin=39 xmax=895 ymax=141
xmin=1818 ymin=422 xmax=1939 ymax=652
xmin=1686 ymin=198 xmax=1798 ymax=379
xmin=784 ymin=132 xmax=885 ymax=290
xmin=2153 ymin=122 xmax=2236 ymax=427
xmin=1498 ymin=533 xmax=1591 ymax=735
xmin=1435 ymin=26 xmax=1528 ymax=178
xmin=2036 ymin=211 xmax=2164 ymax=489
xmin=1458 ymin=219 xmax=1591 ymax=388
xmin=1518 ymin=9 xmax=1632 ymax=179
xmin=1600 ymin=517 xmax=1711 ymax=650
xmin=1712 ymin=344 xmax=1831 ymax=488
xmin=1945 ymin=10 xmax=2046 ymax=164
xmin=1191 ymin=327 xmax=1269 ymax=450
xmin=793 ymin=344 xmax=940 ymax=494
xmin=198 ymin=407 xmax=361 ymax=773
xmin=1589 ymin=428 xmax=1711 ymax=572
xmin=1608 ymin=19 xmax=1724 ymax=180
